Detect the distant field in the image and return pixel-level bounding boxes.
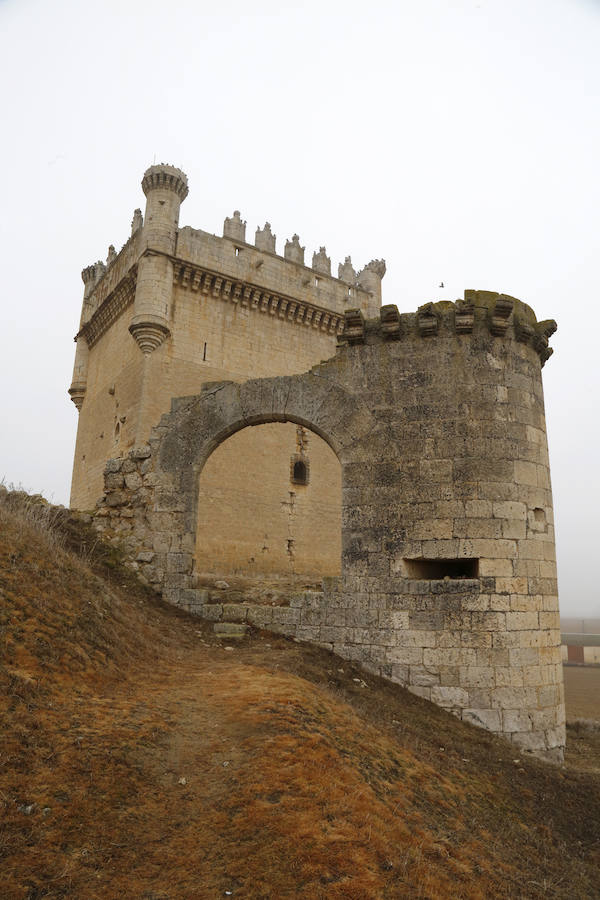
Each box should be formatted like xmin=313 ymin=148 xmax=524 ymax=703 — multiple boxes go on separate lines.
xmin=564 ymin=665 xmax=600 ymax=720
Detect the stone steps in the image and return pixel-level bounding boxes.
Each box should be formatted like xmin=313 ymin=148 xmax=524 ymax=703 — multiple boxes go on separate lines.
xmin=213 ymin=621 xmax=249 ymax=640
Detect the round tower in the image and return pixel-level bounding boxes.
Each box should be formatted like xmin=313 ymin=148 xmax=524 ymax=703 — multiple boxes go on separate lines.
xmin=357 ymin=259 xmax=386 ymax=316
xmin=129 ymin=164 xmax=188 ymax=353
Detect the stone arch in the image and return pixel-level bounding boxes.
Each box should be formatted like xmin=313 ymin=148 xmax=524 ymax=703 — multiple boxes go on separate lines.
xmin=155 ymin=373 xmax=376 ymax=544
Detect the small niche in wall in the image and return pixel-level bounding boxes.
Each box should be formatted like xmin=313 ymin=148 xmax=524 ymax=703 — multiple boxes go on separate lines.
xmin=290 ymin=455 xmax=309 ymax=486
xmin=404 ymin=558 xmax=479 ymax=579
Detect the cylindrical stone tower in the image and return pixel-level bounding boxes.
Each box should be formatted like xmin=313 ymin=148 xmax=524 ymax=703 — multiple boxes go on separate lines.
xmin=356 ymin=259 xmax=386 ymax=317
xmin=129 ymin=164 xmax=188 ymax=353
xmin=334 ymin=292 xmax=564 ymax=761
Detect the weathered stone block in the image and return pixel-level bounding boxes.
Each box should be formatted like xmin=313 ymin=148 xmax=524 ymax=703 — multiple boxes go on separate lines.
xmin=105 ymin=490 xmax=127 ymax=507
xmin=166 ymin=551 xmax=193 ymax=574
xmin=136 ymin=550 xmax=155 ymax=563
xmin=129 ymin=444 xmax=152 ymax=459
xmin=104 ymin=458 xmax=123 ymax=475
xmin=506 ymin=610 xmax=539 ymax=632
xmin=493 ymin=500 xmax=527 ymax=520
xmin=199 ymin=604 xmax=223 ymax=621
xmin=272 ymin=608 xmax=301 ymax=626
xmin=409 ymin=666 xmax=440 ymax=687
xmin=462 ymin=708 xmax=501 ymax=731
xmin=246 ymin=606 xmax=274 ymax=626
xmin=104 ymin=473 xmax=125 ymax=490
xmin=221 ymin=603 xmax=248 ymax=623
xmin=296 ymin=625 xmax=320 ymax=641
xmin=125 ymin=472 xmax=143 ymax=490
xmin=431 ymin=685 xmax=469 ymax=707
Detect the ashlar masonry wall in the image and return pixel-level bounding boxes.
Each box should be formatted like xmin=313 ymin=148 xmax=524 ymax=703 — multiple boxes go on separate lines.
xmin=93 ymin=292 xmax=564 ymax=762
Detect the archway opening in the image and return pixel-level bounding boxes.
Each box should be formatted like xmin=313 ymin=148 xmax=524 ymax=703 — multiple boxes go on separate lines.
xmin=194 ymin=422 xmax=341 ymax=582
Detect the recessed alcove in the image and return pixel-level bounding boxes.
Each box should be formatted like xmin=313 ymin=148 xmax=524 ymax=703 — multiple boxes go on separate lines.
xmin=404 ymin=558 xmax=479 ymax=579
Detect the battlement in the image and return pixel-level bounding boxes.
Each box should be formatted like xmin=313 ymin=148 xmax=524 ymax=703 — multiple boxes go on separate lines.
xmin=141 ymin=163 xmax=189 ymax=200
xmin=338 ymin=292 xmax=557 ymax=365
xmin=76 ymin=163 xmax=384 ymax=345
xmin=176 ymin=227 xmax=379 ymax=320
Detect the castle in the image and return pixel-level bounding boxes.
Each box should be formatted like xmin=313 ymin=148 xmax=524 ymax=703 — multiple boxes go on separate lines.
xmin=69 ymin=164 xmax=385 ymax=576
xmin=70 ymin=164 xmax=565 ymax=761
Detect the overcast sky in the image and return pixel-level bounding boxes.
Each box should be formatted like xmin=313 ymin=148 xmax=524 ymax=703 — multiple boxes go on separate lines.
xmin=1 ymin=0 xmax=598 ymax=616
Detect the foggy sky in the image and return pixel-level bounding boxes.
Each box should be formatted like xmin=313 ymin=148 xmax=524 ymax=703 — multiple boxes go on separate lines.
xmin=1 ymin=0 xmax=598 ymax=616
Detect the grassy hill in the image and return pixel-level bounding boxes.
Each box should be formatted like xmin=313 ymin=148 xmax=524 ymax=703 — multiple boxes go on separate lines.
xmin=1 ymin=489 xmax=599 ymax=899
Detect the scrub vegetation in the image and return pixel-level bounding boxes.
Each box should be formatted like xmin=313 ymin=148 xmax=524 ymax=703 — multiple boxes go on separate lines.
xmin=1 ymin=489 xmax=599 ymax=899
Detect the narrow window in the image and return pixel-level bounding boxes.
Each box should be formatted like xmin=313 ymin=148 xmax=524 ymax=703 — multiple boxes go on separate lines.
xmin=235 ymin=247 xmax=240 ymax=257
xmin=291 ymin=457 xmax=309 ymax=485
xmin=203 ymin=342 xmax=207 ymax=361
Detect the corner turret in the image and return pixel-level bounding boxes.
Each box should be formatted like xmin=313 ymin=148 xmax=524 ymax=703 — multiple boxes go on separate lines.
xmin=357 ymin=259 xmax=386 ymax=315
xmin=68 ymin=263 xmax=105 ymax=410
xmin=129 ymin=163 xmax=189 ymax=353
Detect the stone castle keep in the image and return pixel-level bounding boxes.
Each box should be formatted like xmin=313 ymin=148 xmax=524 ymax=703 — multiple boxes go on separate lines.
xmin=69 ymin=163 xmax=565 ymax=761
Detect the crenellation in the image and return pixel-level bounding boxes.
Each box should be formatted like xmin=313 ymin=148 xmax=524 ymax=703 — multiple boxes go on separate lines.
xmin=255 ymin=221 xmax=276 ymax=253
xmin=338 ymin=256 xmax=356 ymax=285
xmin=312 ymin=246 xmax=331 ymax=275
xmin=284 ymin=234 xmax=305 ymax=264
xmin=223 ymin=210 xmax=246 ymax=242
xmin=131 ymin=208 xmax=143 ymax=235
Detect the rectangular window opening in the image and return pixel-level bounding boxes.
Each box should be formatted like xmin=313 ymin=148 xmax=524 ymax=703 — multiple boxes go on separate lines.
xmin=404 ymin=558 xmax=479 ymax=579
xmin=203 ymin=342 xmax=207 ymax=361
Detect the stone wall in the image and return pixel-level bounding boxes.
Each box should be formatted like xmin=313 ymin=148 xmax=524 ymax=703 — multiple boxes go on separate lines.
xmin=92 ymin=292 xmax=565 ymax=762
xmin=195 ymin=422 xmax=341 ymax=575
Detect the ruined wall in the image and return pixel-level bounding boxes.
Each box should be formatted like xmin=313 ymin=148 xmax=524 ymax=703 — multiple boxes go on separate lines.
xmin=195 ymin=423 xmax=341 ymax=575
xmin=93 ymin=293 xmax=564 ymax=761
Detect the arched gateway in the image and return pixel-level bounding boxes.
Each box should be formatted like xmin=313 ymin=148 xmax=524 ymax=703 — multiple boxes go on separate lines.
xmin=94 ymin=295 xmax=565 ymax=762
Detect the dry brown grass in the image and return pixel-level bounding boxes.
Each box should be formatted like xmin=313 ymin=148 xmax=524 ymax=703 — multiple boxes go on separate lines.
xmin=1 ymin=489 xmax=600 ymax=899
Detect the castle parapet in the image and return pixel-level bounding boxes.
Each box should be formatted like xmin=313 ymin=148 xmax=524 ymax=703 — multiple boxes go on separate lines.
xmin=141 ymin=164 xmax=188 ymax=202
xmin=255 ymin=222 xmax=276 ymax=253
xmin=312 ymin=246 xmax=331 ymax=276
xmin=337 ymin=292 xmax=556 ymax=366
xmin=338 ymin=256 xmax=356 ymax=285
xmin=223 ymin=210 xmax=246 ymax=242
xmin=131 ymin=208 xmax=143 ymax=236
xmin=284 ymin=234 xmax=305 ymax=265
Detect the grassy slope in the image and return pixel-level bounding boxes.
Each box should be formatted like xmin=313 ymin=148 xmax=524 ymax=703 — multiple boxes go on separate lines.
xmin=1 ymin=495 xmax=599 ymax=899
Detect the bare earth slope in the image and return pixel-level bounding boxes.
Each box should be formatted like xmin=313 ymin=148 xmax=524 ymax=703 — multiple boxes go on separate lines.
xmin=1 ymin=492 xmax=599 ymax=899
